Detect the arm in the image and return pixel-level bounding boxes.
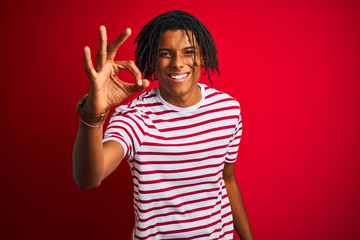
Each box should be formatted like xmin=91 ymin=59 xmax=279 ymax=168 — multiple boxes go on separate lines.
xmin=72 ymin=26 xmax=149 ymax=190
xmin=73 ymin=121 xmax=124 ymax=190
xmin=223 ymin=162 xmax=254 ymax=240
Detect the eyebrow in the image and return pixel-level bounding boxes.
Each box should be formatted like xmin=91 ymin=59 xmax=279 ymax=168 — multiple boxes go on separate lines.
xmin=158 ymin=46 xmax=195 ymax=51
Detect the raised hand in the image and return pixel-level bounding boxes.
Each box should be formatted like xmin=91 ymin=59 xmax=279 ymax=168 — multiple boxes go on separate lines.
xmin=83 ymin=26 xmax=149 ymax=114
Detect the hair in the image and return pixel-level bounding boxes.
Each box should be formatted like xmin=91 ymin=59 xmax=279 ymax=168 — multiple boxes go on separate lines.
xmin=134 ymin=10 xmax=219 ymax=86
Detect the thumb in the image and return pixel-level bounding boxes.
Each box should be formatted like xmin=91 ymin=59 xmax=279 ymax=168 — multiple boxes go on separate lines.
xmin=129 ymin=79 xmax=150 ymax=93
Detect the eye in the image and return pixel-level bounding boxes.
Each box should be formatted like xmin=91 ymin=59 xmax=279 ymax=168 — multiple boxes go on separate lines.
xmin=159 ymin=52 xmax=171 ymax=58
xmin=185 ymin=50 xmax=195 ymax=55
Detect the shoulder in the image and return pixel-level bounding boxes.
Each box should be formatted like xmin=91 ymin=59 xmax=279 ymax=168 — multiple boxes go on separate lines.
xmin=200 ymin=84 xmax=241 ymax=111
xmin=113 ymin=88 xmax=159 ymax=116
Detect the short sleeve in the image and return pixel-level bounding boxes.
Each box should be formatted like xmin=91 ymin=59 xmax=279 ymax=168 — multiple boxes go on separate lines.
xmin=225 ymin=111 xmax=242 ymax=163
xmin=103 ymin=105 xmax=147 ymax=160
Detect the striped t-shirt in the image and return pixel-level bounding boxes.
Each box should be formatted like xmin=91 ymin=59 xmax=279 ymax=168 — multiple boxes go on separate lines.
xmin=103 ymin=83 xmax=242 ymax=239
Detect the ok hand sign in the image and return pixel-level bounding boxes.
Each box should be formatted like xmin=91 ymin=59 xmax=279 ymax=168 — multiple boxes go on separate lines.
xmin=83 ymin=26 xmax=149 ymax=114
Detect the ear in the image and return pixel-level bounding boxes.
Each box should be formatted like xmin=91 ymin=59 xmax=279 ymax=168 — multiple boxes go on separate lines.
xmin=200 ymin=56 xmax=204 ymax=67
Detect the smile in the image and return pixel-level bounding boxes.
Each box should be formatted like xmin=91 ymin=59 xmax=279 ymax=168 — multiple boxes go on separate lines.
xmin=168 ymin=73 xmax=189 ymax=82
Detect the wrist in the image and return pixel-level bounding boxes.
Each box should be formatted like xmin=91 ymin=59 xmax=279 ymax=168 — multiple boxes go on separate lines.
xmin=76 ymin=94 xmax=110 ymax=127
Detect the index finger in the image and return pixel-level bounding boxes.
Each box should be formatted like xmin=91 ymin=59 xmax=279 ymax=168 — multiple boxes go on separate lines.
xmin=114 ymin=60 xmax=143 ymax=85
xmin=107 ymin=28 xmax=132 ymax=61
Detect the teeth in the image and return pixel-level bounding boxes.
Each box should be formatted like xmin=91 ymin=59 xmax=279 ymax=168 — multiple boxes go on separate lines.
xmin=170 ymin=73 xmax=188 ymax=79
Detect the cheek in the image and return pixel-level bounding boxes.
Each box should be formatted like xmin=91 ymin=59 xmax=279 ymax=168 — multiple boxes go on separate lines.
xmin=192 ymin=55 xmax=203 ymax=68
xmin=157 ymin=60 xmax=170 ymax=73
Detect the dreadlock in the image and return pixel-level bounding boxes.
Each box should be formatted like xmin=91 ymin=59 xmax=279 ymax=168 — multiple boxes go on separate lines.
xmin=134 ymin=10 xmax=219 ymax=87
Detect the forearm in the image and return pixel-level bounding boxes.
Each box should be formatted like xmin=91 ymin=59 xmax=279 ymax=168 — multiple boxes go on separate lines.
xmin=72 ymin=121 xmax=105 ymax=190
xmin=225 ymin=178 xmax=254 ymax=240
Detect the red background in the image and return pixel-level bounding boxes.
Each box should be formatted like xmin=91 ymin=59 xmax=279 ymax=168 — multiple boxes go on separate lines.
xmin=1 ymin=0 xmax=359 ymax=239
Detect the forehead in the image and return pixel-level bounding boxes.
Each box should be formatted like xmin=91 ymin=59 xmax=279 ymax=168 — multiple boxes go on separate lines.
xmin=158 ymin=30 xmax=198 ymax=48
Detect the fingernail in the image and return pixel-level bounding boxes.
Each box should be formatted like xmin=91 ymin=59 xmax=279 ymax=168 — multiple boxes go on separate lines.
xmin=123 ymin=28 xmax=131 ymax=35
xmin=138 ymin=79 xmax=142 ymax=85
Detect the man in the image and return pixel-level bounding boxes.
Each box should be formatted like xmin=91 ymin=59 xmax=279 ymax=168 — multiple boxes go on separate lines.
xmin=73 ymin=10 xmax=253 ymax=240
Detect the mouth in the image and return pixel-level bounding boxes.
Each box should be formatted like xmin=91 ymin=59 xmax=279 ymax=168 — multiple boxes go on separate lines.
xmin=167 ymin=73 xmax=189 ymax=83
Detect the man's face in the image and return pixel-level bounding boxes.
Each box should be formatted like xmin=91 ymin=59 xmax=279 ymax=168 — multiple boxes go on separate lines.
xmin=156 ymin=30 xmax=203 ymax=107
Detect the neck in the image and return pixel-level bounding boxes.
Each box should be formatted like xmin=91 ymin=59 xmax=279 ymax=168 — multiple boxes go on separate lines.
xmin=159 ymin=85 xmax=202 ymax=108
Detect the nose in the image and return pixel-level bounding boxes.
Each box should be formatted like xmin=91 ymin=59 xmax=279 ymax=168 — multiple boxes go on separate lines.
xmin=171 ymin=54 xmax=184 ymax=69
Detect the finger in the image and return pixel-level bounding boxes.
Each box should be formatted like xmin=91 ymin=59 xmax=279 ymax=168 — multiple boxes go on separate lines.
xmin=107 ymin=28 xmax=131 ymax=61
xmin=84 ymin=46 xmax=97 ymax=81
xmin=114 ymin=60 xmax=143 ymax=85
xmin=95 ymin=25 xmax=107 ymax=72
xmin=128 ymin=79 xmax=150 ymax=93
